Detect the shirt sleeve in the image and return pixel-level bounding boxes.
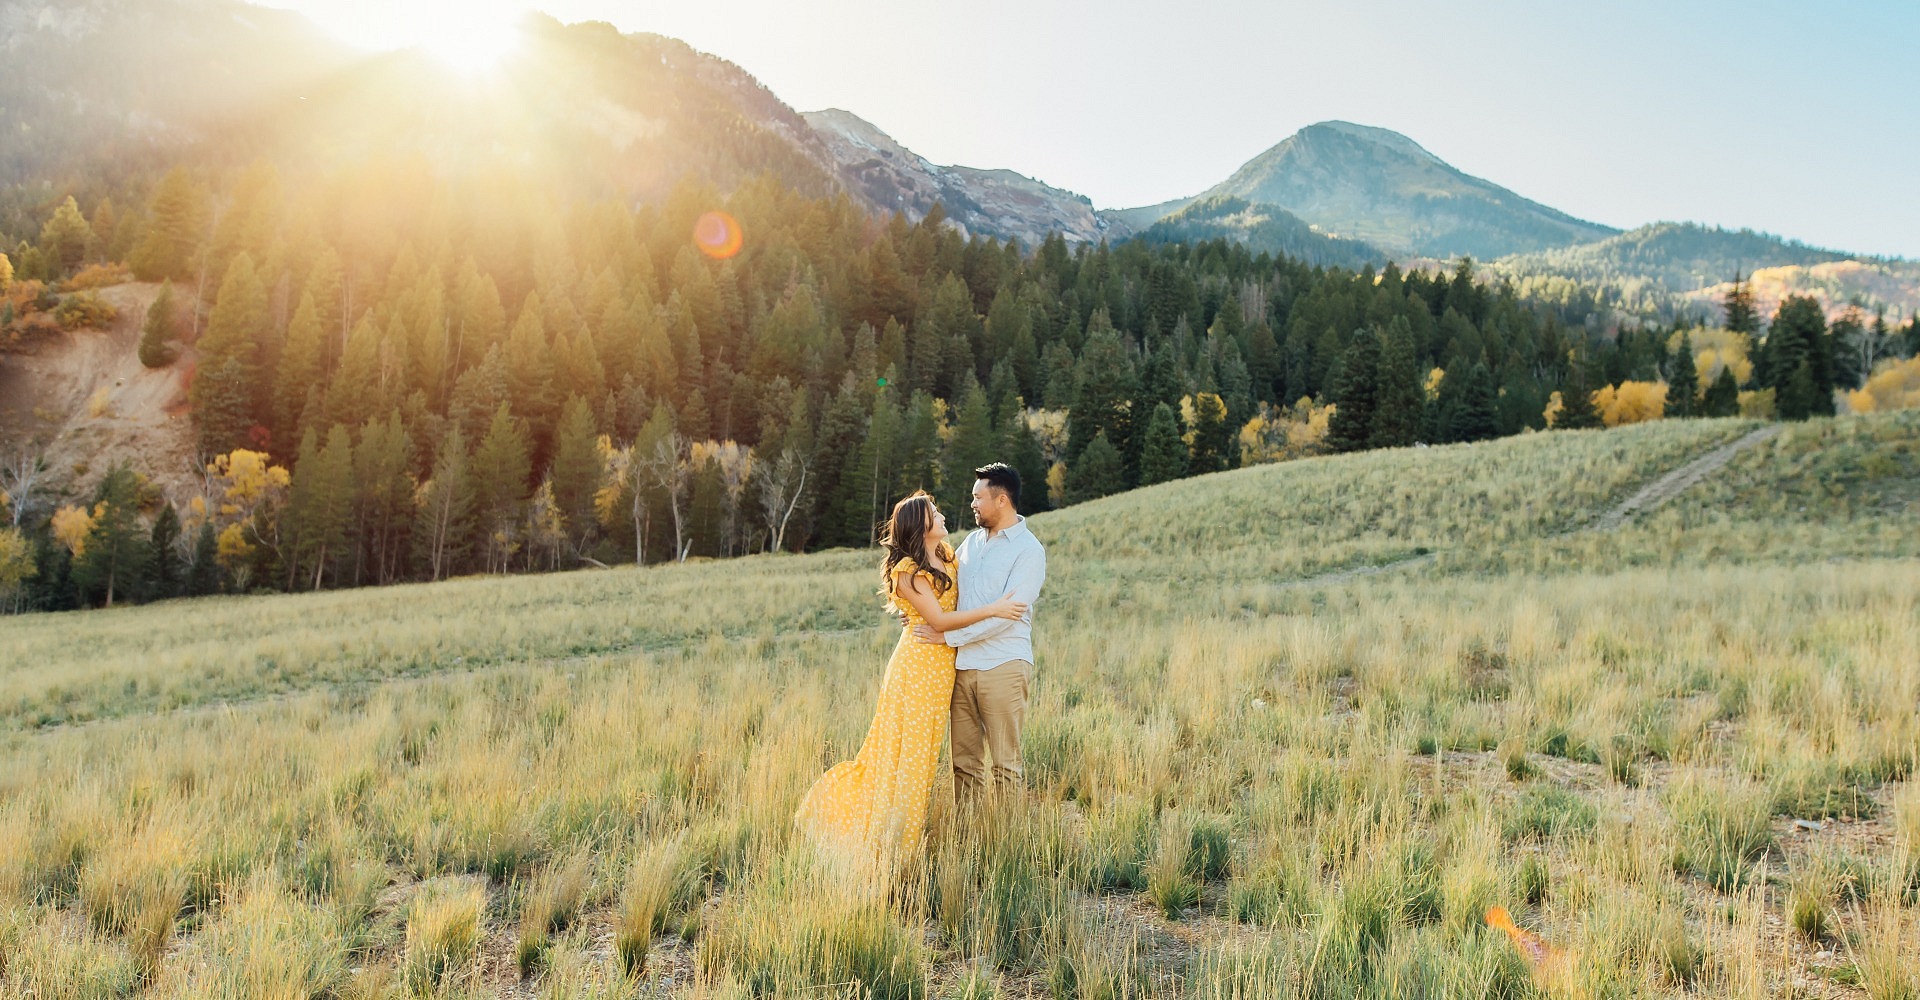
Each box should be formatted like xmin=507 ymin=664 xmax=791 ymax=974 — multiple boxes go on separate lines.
xmin=944 ymin=541 xmax=1046 ymax=646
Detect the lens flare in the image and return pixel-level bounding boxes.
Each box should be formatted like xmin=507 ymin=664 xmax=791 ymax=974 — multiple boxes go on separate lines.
xmin=693 ymin=211 xmax=743 ymax=259
xmin=1486 ymin=906 xmax=1565 ymax=971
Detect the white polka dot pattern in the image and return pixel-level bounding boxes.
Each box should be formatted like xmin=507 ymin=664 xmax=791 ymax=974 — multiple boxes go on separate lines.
xmin=794 ymin=551 xmax=959 ymax=885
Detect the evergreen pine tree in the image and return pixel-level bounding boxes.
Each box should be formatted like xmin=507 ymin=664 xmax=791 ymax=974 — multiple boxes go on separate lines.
xmin=326 ymin=314 xmax=383 ymax=431
xmin=72 ymin=465 xmax=150 ymax=607
xmin=289 ymin=424 xmax=355 ymax=589
xmin=942 ymin=377 xmax=996 ymax=523
xmin=193 ymin=358 xmax=253 ymax=456
xmin=1066 ymin=430 xmax=1124 ymax=504
xmin=186 ymin=520 xmax=222 ymax=596
xmin=134 ymin=194 xmax=188 ymax=275
xmin=505 ymin=292 xmax=559 ymax=437
xmin=1778 ymin=362 xmax=1820 ymax=421
xmin=1067 ymin=329 xmax=1137 ymax=472
xmin=190 ymin=253 xmax=271 ymax=448
xmin=1494 ymin=364 xmax=1545 ymax=435
xmin=38 ymin=196 xmax=94 ymax=279
xmin=1702 ymin=366 xmax=1740 ymax=417
xmin=1041 ymin=342 xmax=1078 ymax=410
xmin=1000 ymin=411 xmax=1050 ymax=513
xmin=138 ymin=281 xmax=179 ymax=368
xmin=1723 ymin=272 xmax=1758 ymax=338
xmin=1139 ymin=341 xmax=1184 ymax=413
xmin=414 ymin=425 xmax=476 ymax=581
xmin=1555 ymin=356 xmax=1603 ymax=430
xmin=447 ymin=344 xmax=510 ymax=445
xmin=1187 ymin=392 xmax=1232 ymax=474
xmin=1138 ymin=402 xmax=1188 ymax=486
xmin=274 ymin=291 xmax=326 ymax=450
xmin=850 ymin=392 xmax=903 ymax=543
xmin=810 ymin=382 xmax=871 ymax=549
xmin=1449 ymin=362 xmax=1499 ymax=442
xmin=472 ymin=405 xmax=532 ymax=570
xmin=550 ymin=395 xmax=601 ymax=546
xmin=144 ymin=502 xmax=182 ymax=601
xmin=1668 ymin=333 xmax=1698 ymax=418
xmin=1761 ymin=295 xmax=1834 ymax=418
xmin=351 ymin=410 xmax=414 ymax=586
xmin=1325 ymin=327 xmax=1381 ymax=453
xmin=1370 ymin=319 xmax=1422 ymax=448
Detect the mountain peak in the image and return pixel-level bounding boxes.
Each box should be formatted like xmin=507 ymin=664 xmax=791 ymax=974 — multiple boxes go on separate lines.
xmin=1115 ymin=120 xmax=1619 ymax=259
xmin=802 ymin=108 xmax=1111 ymax=245
xmin=1295 ymin=120 xmax=1444 ymax=164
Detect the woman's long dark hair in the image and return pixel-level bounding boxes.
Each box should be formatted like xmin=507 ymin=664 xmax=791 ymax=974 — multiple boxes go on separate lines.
xmin=880 ymin=492 xmax=953 ymax=608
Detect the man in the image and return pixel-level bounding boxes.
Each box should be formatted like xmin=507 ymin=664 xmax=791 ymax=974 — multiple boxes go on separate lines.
xmin=914 ymin=462 xmax=1046 ymax=804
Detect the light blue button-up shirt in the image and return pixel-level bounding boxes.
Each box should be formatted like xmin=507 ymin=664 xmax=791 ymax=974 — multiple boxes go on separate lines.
xmin=946 ymin=515 xmax=1046 ymax=671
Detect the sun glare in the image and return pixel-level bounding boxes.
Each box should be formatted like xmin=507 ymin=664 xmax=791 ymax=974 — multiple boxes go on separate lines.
xmin=272 ymin=1 xmax=522 ymax=75
xmin=418 ymin=16 xmax=521 ymax=74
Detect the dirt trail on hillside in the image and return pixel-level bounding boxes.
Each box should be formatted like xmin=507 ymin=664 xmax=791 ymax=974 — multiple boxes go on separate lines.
xmin=1582 ymin=424 xmax=1781 ymax=533
xmin=0 ymin=282 xmax=200 ymax=501
xmin=1286 ymin=424 xmax=1783 ymax=588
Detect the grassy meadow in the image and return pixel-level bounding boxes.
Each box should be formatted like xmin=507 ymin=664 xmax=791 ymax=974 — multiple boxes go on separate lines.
xmin=2 ymin=411 xmax=1918 ymax=999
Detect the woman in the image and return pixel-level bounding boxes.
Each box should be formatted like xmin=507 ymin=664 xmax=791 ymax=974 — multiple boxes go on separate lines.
xmin=794 ymin=491 xmax=1027 ymax=886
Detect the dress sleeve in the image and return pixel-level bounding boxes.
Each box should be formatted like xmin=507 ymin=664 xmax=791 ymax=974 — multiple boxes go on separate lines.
xmin=888 ymin=556 xmax=921 ymax=614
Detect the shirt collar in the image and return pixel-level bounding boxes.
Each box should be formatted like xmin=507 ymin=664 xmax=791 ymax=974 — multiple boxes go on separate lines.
xmin=985 ymin=515 xmax=1028 ymax=542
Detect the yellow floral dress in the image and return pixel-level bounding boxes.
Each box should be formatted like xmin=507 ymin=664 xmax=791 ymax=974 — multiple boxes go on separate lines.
xmin=794 ymin=548 xmax=958 ymax=885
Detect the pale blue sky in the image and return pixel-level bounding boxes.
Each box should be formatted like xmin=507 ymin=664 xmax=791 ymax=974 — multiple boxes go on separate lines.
xmin=270 ymin=0 xmax=1920 ymax=258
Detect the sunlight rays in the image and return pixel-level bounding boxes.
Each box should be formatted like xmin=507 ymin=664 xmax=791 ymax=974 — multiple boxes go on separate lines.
xmin=268 ymin=0 xmax=525 ymax=75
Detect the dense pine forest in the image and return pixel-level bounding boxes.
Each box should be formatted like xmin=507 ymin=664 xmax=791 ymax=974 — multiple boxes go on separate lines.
xmin=2 ymin=160 xmax=1917 ymax=613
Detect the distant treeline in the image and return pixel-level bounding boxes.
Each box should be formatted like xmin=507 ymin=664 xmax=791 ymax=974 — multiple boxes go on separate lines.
xmin=2 ymin=161 xmax=1917 ymax=613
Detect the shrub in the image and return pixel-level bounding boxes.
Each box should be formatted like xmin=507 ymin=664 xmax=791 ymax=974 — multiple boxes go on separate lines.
xmin=402 ymin=882 xmax=484 ymax=993
xmin=1667 ymin=774 xmax=1773 ymax=891
xmin=1502 ymin=786 xmax=1597 ymax=842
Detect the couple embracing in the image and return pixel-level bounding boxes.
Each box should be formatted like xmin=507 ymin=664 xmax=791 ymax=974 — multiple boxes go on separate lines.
xmin=794 ymin=462 xmax=1047 ymax=885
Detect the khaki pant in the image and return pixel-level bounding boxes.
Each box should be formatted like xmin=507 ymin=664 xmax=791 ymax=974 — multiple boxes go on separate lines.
xmin=950 ymin=659 xmax=1031 ymax=802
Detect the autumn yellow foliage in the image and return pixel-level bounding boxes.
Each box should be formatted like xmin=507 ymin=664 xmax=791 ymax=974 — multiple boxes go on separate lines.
xmin=65 ymin=262 xmax=132 ymax=291
xmin=1025 ymin=409 xmax=1069 ymax=465
xmin=215 ymin=522 xmax=254 ymax=571
xmin=1239 ymin=397 xmax=1334 ymax=464
xmin=591 ymin=434 xmax=632 ymax=529
xmin=1845 ymin=355 xmax=1920 ymax=413
xmin=1669 ymin=327 xmax=1754 ymax=385
xmin=206 ymin=449 xmax=290 ymax=518
xmin=51 ymin=503 xmax=100 ymax=557
xmin=1179 ymin=392 xmax=1228 ymax=448
xmin=1593 ymin=380 xmax=1667 ymax=427
xmin=0 ymin=526 xmax=34 ymax=600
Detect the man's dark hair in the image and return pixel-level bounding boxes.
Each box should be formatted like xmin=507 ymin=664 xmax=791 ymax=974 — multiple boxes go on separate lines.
xmin=973 ymin=463 xmax=1021 ymax=510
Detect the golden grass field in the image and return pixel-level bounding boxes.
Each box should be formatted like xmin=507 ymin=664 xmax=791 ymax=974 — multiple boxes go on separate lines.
xmin=2 ymin=412 xmax=1917 ymax=999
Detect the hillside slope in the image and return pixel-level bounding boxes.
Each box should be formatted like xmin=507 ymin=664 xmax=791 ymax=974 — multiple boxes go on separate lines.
xmin=0 ymin=282 xmax=198 ymax=500
xmin=3 ymin=412 xmax=1916 ymax=999
xmin=1487 ymin=221 xmax=1920 ymax=321
xmin=1132 ymin=195 xmax=1386 ymax=269
xmin=10 ymin=412 xmax=1919 ymax=729
xmin=804 ymin=109 xmax=1116 ymax=246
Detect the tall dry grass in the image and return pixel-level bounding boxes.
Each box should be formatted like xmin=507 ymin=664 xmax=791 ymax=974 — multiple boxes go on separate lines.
xmin=1 ymin=412 xmax=1916 ymax=996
